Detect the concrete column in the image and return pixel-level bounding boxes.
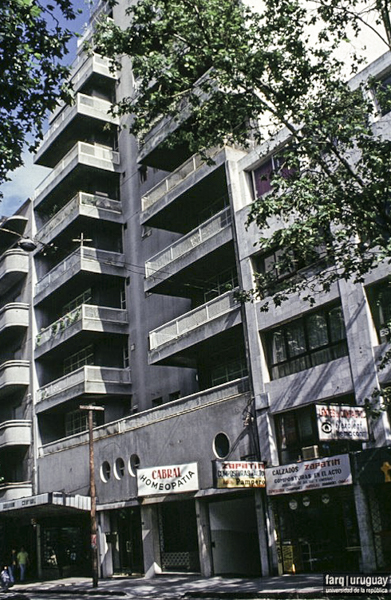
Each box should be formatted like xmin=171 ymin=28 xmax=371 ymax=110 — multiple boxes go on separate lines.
xmin=339 ymin=279 xmax=391 ymax=445
xmin=98 ymin=512 xmax=113 ymax=578
xmin=353 ymin=483 xmax=377 ymax=572
xmin=254 ymin=490 xmax=271 ymax=576
xmin=36 ymin=523 xmax=42 ymax=580
xmin=195 ymin=499 xmax=213 ymax=577
xmin=141 ymin=504 xmax=161 ymax=578
xmin=266 ymin=497 xmax=281 ymax=575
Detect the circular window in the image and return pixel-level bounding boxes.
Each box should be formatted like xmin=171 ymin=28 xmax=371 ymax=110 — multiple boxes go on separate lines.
xmin=100 ymin=461 xmax=111 ymax=483
xmin=114 ymin=457 xmax=125 ymax=480
xmin=128 ymin=454 xmax=141 ymax=477
xmin=213 ymin=432 xmax=230 ymax=458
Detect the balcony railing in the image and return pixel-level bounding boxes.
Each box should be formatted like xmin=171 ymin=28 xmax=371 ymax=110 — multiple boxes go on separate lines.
xmin=0 ymin=420 xmax=31 ymax=448
xmin=36 ymin=304 xmax=128 ymax=348
xmin=0 ymin=482 xmax=33 ymax=502
xmin=0 ymin=360 xmax=30 ymax=392
xmin=142 ymin=149 xmax=218 ymax=211
xmin=36 ymin=192 xmax=122 ymax=244
xmin=34 ymin=142 xmax=120 ymax=201
xmin=37 ymin=365 xmax=131 ymax=403
xmin=0 ymin=303 xmax=29 ymax=334
xmin=149 ymin=289 xmax=239 ymax=350
xmin=35 ymin=247 xmax=125 ymax=297
xmin=41 ymin=93 xmax=118 ymax=146
xmin=145 ymin=208 xmax=232 ymax=278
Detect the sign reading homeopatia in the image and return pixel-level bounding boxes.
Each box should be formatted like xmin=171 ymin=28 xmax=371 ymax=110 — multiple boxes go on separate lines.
xmin=137 ymin=462 xmax=199 ymax=496
xmin=316 ymin=404 xmax=369 ymax=441
xmin=215 ymin=461 xmax=266 ymax=488
xmin=265 ymin=454 xmax=352 ymax=495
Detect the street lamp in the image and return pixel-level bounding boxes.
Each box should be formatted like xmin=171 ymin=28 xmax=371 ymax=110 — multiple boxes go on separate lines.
xmin=79 ymin=404 xmax=105 ymax=588
xmin=0 ymin=226 xmax=37 ymax=252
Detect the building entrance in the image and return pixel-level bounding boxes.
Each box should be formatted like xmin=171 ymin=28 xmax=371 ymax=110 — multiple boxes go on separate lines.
xmin=111 ymin=508 xmax=143 ymax=575
xmin=158 ymin=500 xmax=200 ymax=573
xmin=272 ymin=488 xmax=360 ymax=573
xmin=209 ymin=495 xmax=261 ymax=576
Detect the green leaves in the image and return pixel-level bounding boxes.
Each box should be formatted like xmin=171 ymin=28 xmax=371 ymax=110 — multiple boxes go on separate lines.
xmin=0 ymin=0 xmax=76 ymax=192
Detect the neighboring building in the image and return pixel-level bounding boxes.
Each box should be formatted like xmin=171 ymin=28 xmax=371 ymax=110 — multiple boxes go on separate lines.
xmin=0 ymin=0 xmax=391 ymax=580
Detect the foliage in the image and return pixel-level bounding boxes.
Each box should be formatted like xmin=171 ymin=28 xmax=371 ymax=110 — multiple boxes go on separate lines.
xmin=0 ymin=0 xmax=77 ymax=192
xmin=94 ymin=0 xmax=391 ymax=308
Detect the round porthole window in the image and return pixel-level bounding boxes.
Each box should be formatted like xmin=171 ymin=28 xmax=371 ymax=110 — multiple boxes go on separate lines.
xmin=213 ymin=432 xmax=230 ymax=459
xmin=114 ymin=457 xmax=125 ymax=480
xmin=100 ymin=461 xmax=111 ymax=483
xmin=128 ymin=453 xmax=141 ymax=477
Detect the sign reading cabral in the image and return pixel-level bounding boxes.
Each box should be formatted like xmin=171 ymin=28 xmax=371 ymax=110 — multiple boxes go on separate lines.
xmin=137 ymin=462 xmax=199 ymax=496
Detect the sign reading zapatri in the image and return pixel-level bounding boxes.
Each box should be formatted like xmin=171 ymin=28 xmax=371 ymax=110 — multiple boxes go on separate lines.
xmin=316 ymin=404 xmax=369 ymax=441
xmin=265 ymin=454 xmax=352 ymax=496
xmin=137 ymin=462 xmax=199 ymax=496
xmin=215 ymin=461 xmax=266 ymax=488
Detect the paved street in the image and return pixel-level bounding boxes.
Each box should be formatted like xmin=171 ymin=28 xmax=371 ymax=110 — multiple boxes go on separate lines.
xmin=2 ymin=573 xmax=328 ymax=600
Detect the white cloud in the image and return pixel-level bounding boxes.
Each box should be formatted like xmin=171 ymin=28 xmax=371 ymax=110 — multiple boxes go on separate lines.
xmin=0 ymin=152 xmax=49 ymax=217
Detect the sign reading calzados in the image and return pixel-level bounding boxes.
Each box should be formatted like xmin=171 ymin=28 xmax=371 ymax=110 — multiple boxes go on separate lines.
xmin=215 ymin=461 xmax=266 ymax=488
xmin=316 ymin=404 xmax=369 ymax=441
xmin=137 ymin=462 xmax=199 ymax=496
xmin=265 ymin=453 xmax=352 ymax=495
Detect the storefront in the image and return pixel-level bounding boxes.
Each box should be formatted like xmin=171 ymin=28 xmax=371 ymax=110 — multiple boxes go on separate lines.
xmin=108 ymin=507 xmax=144 ymax=575
xmin=266 ymin=454 xmax=360 ymax=573
xmin=353 ymin=446 xmax=391 ymax=570
xmin=0 ymin=493 xmax=91 ymax=580
xmin=137 ymin=462 xmax=200 ymax=573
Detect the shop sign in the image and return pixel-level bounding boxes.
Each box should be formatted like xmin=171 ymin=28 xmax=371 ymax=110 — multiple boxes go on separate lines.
xmin=265 ymin=453 xmax=352 ymax=496
xmin=316 ymin=404 xmax=369 ymax=441
xmin=137 ymin=462 xmax=199 ymax=496
xmin=214 ymin=461 xmax=266 ymax=488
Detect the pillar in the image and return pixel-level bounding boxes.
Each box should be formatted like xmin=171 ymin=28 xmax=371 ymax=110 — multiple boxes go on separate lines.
xmin=140 ymin=504 xmax=161 ymax=578
xmin=195 ymin=499 xmax=213 ymax=577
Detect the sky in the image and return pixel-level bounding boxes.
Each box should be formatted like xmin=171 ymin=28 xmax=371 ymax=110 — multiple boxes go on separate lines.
xmin=1 ymin=0 xmax=389 ymax=217
xmin=0 ymin=0 xmax=92 ymax=217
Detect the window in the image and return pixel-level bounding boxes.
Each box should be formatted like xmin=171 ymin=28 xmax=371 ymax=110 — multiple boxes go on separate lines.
xmin=211 ymin=356 xmax=248 ymax=386
xmin=62 ymin=289 xmax=92 ymax=315
xmin=168 ymin=391 xmax=180 ymax=402
xmin=65 ymin=409 xmax=95 ymax=437
xmin=63 ymin=345 xmax=94 ymax=375
xmin=213 ymin=432 xmax=231 ymax=458
xmin=152 ymin=396 xmax=163 ymax=407
xmin=265 ymin=304 xmax=347 ymax=380
xmin=204 ymin=267 xmax=238 ymax=303
xmin=252 ymin=154 xmax=294 ymax=198
xmin=367 ymin=280 xmax=391 ymax=343
xmin=375 ymin=72 xmax=391 ymax=116
xmin=275 ymin=399 xmax=363 ymax=464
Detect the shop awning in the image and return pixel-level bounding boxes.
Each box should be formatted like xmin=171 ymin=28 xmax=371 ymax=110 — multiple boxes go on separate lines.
xmin=0 ymin=492 xmax=90 ymax=518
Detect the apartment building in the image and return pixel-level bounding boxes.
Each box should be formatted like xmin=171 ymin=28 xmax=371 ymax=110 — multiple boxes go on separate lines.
xmin=0 ymin=0 xmax=390 ymax=581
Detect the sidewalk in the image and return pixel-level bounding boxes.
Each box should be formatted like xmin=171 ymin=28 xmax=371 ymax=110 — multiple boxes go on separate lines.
xmin=10 ymin=573 xmax=327 ymax=598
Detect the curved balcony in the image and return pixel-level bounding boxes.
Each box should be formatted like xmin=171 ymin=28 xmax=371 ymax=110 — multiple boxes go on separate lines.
xmin=34 ymin=142 xmax=121 ymax=209
xmin=36 ymin=192 xmax=122 ymax=246
xmin=0 ymin=250 xmax=28 ymax=295
xmin=0 ymin=361 xmax=30 ymax=399
xmin=34 ymin=247 xmax=125 ymax=305
xmin=35 ymin=304 xmax=128 ymax=357
xmin=0 ymin=420 xmax=32 ymax=449
xmin=0 ymin=303 xmax=29 ymax=338
xmin=35 ymin=93 xmax=120 ymax=168
xmin=0 ymin=483 xmax=33 ymax=503
xmin=36 ymin=366 xmax=132 ymax=413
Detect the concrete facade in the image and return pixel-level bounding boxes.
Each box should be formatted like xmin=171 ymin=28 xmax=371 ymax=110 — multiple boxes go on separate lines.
xmin=1 ymin=0 xmax=391 ymax=582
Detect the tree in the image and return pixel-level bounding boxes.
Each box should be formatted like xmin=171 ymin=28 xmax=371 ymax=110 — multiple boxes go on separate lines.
xmin=0 ymin=0 xmax=77 ymax=192
xmin=94 ymin=0 xmax=391 ymax=307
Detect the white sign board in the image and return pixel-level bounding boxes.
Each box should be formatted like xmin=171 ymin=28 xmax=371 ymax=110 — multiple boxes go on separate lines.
xmin=265 ymin=453 xmax=352 ymax=496
xmin=137 ymin=462 xmax=199 ymax=496
xmin=316 ymin=404 xmax=369 ymax=441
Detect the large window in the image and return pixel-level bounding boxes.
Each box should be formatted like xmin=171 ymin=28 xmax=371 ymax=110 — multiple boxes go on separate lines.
xmin=375 ymin=72 xmax=391 ymax=116
xmin=265 ymin=304 xmax=348 ymax=380
xmin=275 ymin=398 xmax=363 ymax=464
xmin=63 ymin=345 xmax=94 ymax=375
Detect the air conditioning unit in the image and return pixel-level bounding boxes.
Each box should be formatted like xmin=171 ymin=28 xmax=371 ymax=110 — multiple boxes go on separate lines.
xmin=302 ymin=445 xmax=319 ymax=460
